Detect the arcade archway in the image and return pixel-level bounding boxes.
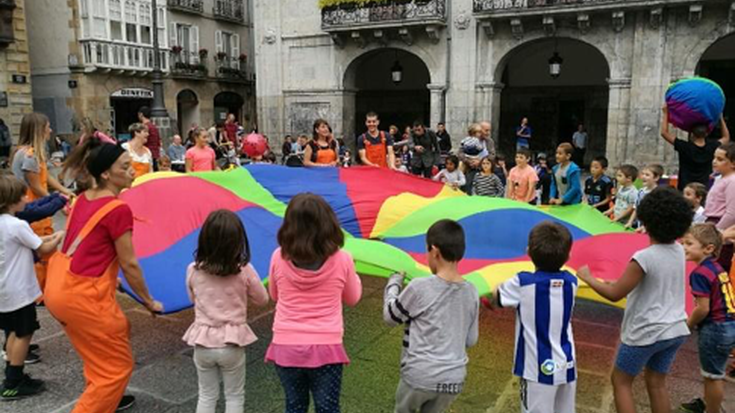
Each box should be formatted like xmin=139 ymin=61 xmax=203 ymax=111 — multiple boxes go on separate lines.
xmin=697 ymin=33 xmax=735 ymax=137
xmin=214 ymin=91 xmax=244 ymax=125
xmin=176 ymin=89 xmax=199 ymax=135
xmin=344 ymin=48 xmax=431 ymax=136
xmin=496 ymin=38 xmax=610 ymax=164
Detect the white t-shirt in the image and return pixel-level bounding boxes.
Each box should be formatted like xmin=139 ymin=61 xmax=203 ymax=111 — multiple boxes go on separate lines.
xmin=0 ymin=214 xmax=43 ymax=312
xmin=623 ymin=243 xmax=690 ymax=346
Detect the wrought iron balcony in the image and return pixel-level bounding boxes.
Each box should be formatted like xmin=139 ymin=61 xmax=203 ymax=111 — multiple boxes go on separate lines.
xmin=213 ymin=0 xmax=245 ymax=23
xmin=170 ymin=51 xmax=207 ymax=79
xmin=215 ymin=56 xmax=250 ymax=83
xmin=473 ymin=0 xmax=701 ymax=16
xmin=81 ymin=40 xmax=168 ymax=73
xmin=167 ymin=0 xmax=204 ymax=14
xmin=322 ymin=0 xmax=446 ymax=31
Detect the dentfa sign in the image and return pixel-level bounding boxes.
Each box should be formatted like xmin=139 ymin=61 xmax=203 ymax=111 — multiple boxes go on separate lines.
xmin=110 ymin=88 xmax=154 ymax=99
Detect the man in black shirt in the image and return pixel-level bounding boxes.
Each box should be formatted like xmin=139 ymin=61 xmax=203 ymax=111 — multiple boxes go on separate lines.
xmin=436 ymin=122 xmax=452 ymax=155
xmin=661 ymin=106 xmax=730 ymax=190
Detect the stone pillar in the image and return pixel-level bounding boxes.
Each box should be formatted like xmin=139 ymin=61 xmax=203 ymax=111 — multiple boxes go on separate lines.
xmin=427 ymin=83 xmax=446 ymax=127
xmin=476 ymin=82 xmax=504 ymax=144
xmin=341 ymin=89 xmax=357 ymax=155
xmin=606 ymin=78 xmax=632 ymax=167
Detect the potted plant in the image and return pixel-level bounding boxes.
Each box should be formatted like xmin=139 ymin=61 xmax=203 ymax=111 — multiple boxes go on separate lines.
xmin=216 ymin=51 xmax=228 ymax=61
xmin=171 ymin=45 xmax=183 ymax=54
xmin=198 ymin=48 xmax=208 ymax=58
xmin=238 ymin=53 xmax=247 ymax=62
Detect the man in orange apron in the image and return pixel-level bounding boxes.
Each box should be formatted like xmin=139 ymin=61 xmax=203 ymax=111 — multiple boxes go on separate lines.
xmin=357 ymin=112 xmax=396 ymax=169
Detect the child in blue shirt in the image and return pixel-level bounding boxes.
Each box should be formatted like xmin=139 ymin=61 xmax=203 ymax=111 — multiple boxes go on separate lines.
xmin=492 ymin=221 xmax=578 ymax=413
xmin=549 ymin=143 xmax=582 ymax=205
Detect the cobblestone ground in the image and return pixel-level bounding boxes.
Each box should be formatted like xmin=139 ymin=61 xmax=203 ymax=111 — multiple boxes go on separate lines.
xmin=5 ymin=276 xmax=734 ymax=413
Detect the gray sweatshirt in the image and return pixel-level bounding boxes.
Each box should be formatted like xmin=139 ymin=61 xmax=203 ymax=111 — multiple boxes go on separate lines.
xmin=383 ymin=273 xmax=479 ymax=394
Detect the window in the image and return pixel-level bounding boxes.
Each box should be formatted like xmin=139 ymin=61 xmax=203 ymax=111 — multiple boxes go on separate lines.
xmin=139 ymin=3 xmax=152 ymax=44
xmin=172 ymin=23 xmax=199 ymax=64
xmin=110 ymin=0 xmax=123 ymax=41
xmin=215 ymin=30 xmax=239 ymax=68
xmin=91 ymin=0 xmax=107 ymax=38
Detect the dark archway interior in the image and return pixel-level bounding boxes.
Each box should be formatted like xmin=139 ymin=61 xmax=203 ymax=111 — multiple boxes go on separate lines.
xmin=177 ymin=89 xmax=199 ymax=135
xmin=697 ymin=33 xmax=735 ymax=139
xmin=346 ymin=48 xmax=430 ymax=136
xmin=499 ymin=38 xmax=610 ymax=165
xmin=214 ymin=91 xmax=244 ymax=124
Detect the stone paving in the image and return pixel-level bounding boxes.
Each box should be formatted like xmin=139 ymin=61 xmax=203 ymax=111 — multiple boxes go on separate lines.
xmin=5 ymin=275 xmax=734 ymax=413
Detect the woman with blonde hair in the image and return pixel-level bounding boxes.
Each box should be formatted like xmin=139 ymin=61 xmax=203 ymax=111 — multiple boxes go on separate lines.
xmin=11 ymin=113 xmax=74 ymax=290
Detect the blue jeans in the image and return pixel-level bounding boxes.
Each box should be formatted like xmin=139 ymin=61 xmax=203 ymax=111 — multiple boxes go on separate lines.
xmin=275 ymin=364 xmax=343 ymax=413
xmin=615 ymin=336 xmax=687 ymax=376
xmin=698 ymin=322 xmax=735 ymax=379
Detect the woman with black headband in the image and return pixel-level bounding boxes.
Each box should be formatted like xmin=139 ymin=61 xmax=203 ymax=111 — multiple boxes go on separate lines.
xmin=45 ymin=139 xmax=162 ymax=413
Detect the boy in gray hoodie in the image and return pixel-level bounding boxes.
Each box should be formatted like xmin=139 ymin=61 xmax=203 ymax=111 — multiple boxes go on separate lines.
xmin=383 ymin=219 xmax=479 ymax=413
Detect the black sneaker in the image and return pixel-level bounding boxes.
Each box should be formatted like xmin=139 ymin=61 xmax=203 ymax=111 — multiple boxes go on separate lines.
xmin=116 ymin=395 xmax=136 ymax=411
xmin=679 ymin=398 xmax=706 ymax=413
xmin=0 ymin=376 xmax=45 ymax=401
xmin=2 ymin=351 xmax=40 ymax=365
xmin=29 ymin=344 xmax=39 ymax=352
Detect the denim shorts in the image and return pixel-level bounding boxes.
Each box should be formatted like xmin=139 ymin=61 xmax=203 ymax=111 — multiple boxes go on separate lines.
xmin=697 ymin=322 xmax=735 ymax=379
xmin=615 ymin=336 xmax=687 ymax=376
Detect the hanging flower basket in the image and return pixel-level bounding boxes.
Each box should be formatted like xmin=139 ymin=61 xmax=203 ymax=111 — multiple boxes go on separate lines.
xmin=216 ymin=51 xmax=228 ymax=61
xmin=198 ymin=48 xmax=209 ymax=57
xmin=238 ymin=53 xmax=247 ymax=62
xmin=171 ymin=45 xmax=183 ymax=54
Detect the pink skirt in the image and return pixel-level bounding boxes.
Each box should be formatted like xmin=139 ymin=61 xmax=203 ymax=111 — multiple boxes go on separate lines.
xmin=265 ymin=343 xmax=350 ymax=368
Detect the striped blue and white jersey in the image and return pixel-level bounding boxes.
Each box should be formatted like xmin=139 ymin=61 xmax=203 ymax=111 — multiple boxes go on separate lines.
xmin=498 ymin=270 xmax=578 ymax=385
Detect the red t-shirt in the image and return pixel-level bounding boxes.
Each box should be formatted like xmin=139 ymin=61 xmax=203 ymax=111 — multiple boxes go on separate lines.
xmin=145 ymin=122 xmax=161 ymax=159
xmin=225 ymin=123 xmax=239 ymax=145
xmin=63 ymin=195 xmax=134 ymax=277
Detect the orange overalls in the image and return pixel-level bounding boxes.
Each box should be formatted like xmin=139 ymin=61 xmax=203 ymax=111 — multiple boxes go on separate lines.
xmin=363 ymin=132 xmax=388 ymax=168
xmin=45 ymin=200 xmax=134 ymax=413
xmin=19 ymin=147 xmax=54 ymax=290
xmin=311 ymin=141 xmax=337 ymax=165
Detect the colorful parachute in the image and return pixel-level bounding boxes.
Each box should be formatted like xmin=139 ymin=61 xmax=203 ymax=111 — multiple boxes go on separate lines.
xmin=119 ymin=166 xmax=694 ymax=314
xmin=666 ymin=77 xmax=725 ymax=134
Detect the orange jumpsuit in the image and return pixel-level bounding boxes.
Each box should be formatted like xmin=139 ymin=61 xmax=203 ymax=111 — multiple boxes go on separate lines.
xmin=363 ymin=133 xmax=388 ymax=168
xmin=45 ymin=200 xmax=133 ymax=413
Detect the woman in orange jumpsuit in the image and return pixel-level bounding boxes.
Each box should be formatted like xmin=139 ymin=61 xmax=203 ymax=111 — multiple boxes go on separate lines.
xmin=303 ymin=119 xmax=339 ymax=167
xmin=46 ymin=139 xmax=162 ymax=413
xmin=11 ymin=113 xmax=74 ymax=290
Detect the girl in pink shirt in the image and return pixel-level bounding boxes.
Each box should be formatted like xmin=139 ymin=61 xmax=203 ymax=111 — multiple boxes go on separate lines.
xmin=186 ymin=127 xmax=218 ymax=172
xmin=183 ymin=210 xmax=269 ymax=413
xmin=506 ymin=148 xmax=539 ymax=203
xmin=266 ymin=193 xmax=362 ymax=413
xmin=705 ymin=142 xmax=735 ymax=272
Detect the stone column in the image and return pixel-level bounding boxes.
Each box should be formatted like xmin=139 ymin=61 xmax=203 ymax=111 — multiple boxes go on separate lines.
xmin=427 ymin=83 xmax=446 ymax=127
xmin=606 ymin=78 xmax=632 ymax=167
xmin=476 ymin=82 xmax=504 ymax=144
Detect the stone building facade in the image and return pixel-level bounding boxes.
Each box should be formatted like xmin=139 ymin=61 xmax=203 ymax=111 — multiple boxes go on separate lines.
xmin=0 ymin=0 xmax=32 ymax=141
xmin=26 ymin=0 xmax=255 ymax=143
xmin=254 ymin=0 xmax=735 ymax=170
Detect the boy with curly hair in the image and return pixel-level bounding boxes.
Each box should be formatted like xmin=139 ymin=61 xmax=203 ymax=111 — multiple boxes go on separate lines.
xmin=578 ymin=187 xmax=693 ymax=412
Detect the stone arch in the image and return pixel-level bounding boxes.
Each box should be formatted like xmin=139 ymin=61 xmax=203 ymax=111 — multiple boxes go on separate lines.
xmin=680 ymin=25 xmax=735 ymax=78
xmin=342 ymin=45 xmax=437 ymax=90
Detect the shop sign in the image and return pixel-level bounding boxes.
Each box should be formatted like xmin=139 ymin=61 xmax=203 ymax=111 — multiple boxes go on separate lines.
xmin=110 ymin=88 xmax=154 ymax=99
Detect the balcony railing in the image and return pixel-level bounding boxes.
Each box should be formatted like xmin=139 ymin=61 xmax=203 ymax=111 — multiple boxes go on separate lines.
xmin=473 ymin=0 xmax=666 ymax=13
xmin=81 ymin=40 xmax=168 ymax=72
xmin=167 ymin=0 xmax=203 ymax=14
xmin=322 ymin=0 xmax=446 ymax=31
xmin=215 ymin=56 xmax=250 ymax=82
xmin=213 ymin=0 xmax=244 ymax=23
xmin=170 ymin=51 xmax=207 ymax=79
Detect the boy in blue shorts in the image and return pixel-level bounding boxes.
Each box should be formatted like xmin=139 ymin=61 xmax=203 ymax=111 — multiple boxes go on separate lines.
xmin=492 ymin=221 xmax=578 ymax=413
xmin=680 ymin=224 xmax=735 ymax=413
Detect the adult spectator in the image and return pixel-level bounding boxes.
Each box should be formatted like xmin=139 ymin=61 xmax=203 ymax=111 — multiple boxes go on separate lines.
xmin=121 ymin=123 xmax=153 ymax=179
xmin=281 ymin=135 xmax=293 ymax=164
xmin=409 ymin=121 xmax=440 ymax=178
xmin=78 ymin=118 xmax=115 ymax=146
xmin=515 ymin=117 xmax=532 ymax=150
xmin=480 ymin=121 xmax=496 ymax=158
xmin=436 ymin=122 xmax=452 ymax=155
xmin=167 ymin=134 xmax=187 ymax=173
xmin=304 ymin=119 xmax=339 ymax=167
xmin=0 ymin=118 xmax=10 ymax=159
xmin=46 ymin=140 xmax=163 ymax=413
xmin=137 ymin=107 xmax=161 ymax=171
xmin=661 ymin=106 xmax=730 ymax=190
xmin=357 ymin=112 xmax=396 ymax=169
xmin=572 ymin=124 xmax=588 ymax=167
xmin=224 ymin=113 xmax=239 ymax=147
xmin=12 ymin=113 xmax=74 ymax=290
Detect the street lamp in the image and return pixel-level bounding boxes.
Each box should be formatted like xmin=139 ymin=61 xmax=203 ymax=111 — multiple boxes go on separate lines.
xmin=391 ymin=60 xmax=403 ymax=85
xmin=150 ymin=0 xmax=168 ymax=118
xmin=548 ymin=51 xmax=563 ymax=79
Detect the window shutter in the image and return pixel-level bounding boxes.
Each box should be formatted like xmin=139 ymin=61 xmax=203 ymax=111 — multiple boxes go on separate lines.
xmin=215 ymin=30 xmax=223 ymax=54
xmin=232 ymin=33 xmax=240 ymax=60
xmin=170 ymin=22 xmax=177 ymax=48
xmin=190 ymin=25 xmax=199 ymax=63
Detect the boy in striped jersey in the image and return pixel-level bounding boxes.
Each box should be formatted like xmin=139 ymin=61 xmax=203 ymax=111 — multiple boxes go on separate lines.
xmin=383 ymin=219 xmax=479 ymax=413
xmin=493 ymin=221 xmax=578 ymax=413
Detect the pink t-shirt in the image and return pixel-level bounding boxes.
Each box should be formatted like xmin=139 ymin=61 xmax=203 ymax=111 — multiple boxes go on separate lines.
xmin=704 ymin=173 xmax=735 ymax=230
xmin=186 ymin=146 xmax=216 ymax=172
xmin=507 ymin=165 xmax=539 ymax=203
xmin=183 ymin=263 xmax=269 ymax=348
